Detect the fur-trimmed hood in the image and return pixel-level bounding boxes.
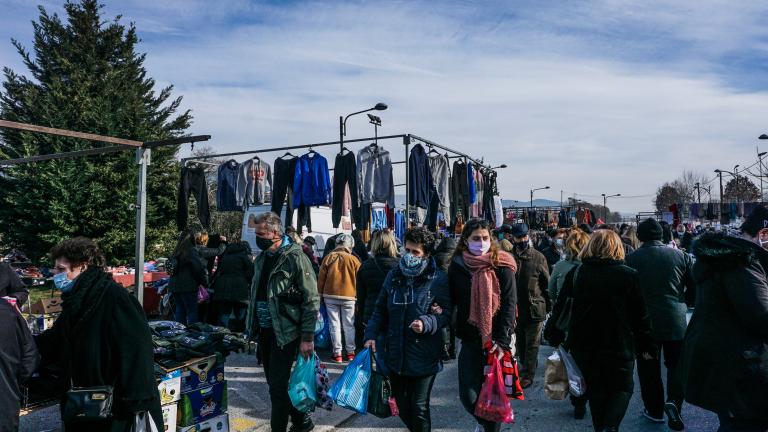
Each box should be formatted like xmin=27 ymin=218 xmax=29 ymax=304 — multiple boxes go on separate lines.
xmin=691 ymin=232 xmax=767 ymax=269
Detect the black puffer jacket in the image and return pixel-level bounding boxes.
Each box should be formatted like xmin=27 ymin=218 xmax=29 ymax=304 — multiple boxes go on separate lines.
xmin=212 ymin=243 xmax=254 ymax=303
xmin=448 ymin=254 xmax=517 ymax=349
xmin=680 ymin=233 xmax=768 ymax=420
xmin=356 ymin=255 xmax=399 ymax=323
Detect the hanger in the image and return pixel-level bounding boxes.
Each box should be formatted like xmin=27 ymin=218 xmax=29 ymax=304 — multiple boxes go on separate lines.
xmin=307 ymin=146 xmax=317 ymax=157
xmin=427 ymin=145 xmax=440 ymax=155
xmin=340 ymin=146 xmax=351 ymax=155
xmin=251 ymin=154 xmax=260 ymax=162
xmin=281 ymin=151 xmax=295 ymax=159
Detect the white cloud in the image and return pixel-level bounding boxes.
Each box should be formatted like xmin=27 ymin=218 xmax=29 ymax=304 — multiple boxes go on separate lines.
xmin=3 ymin=0 xmax=768 ymax=212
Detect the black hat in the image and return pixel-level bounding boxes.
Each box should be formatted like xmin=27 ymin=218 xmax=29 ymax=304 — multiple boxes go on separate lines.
xmin=510 ymin=223 xmax=529 ymax=238
xmin=637 ymin=218 xmax=663 ymax=242
xmin=303 ymin=236 xmax=316 ymax=246
xmin=578 ymin=224 xmax=593 ymax=234
xmin=499 ymin=224 xmax=513 ymax=234
xmin=741 ymin=205 xmax=768 ymax=236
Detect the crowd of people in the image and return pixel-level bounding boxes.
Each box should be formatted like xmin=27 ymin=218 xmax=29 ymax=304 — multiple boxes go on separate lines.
xmin=2 ymin=208 xmax=768 ymax=432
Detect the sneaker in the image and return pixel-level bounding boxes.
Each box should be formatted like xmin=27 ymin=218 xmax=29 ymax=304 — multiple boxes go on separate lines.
xmin=332 ymin=355 xmax=343 ymax=363
xmin=346 ymin=353 xmax=355 ymax=362
xmin=288 ymin=418 xmax=315 ymax=432
xmin=664 ymin=402 xmax=685 ymax=431
xmin=642 ymin=409 xmax=665 ymax=424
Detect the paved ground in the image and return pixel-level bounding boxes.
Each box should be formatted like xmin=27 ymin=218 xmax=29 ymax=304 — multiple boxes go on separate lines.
xmin=19 ymin=343 xmax=720 ymax=432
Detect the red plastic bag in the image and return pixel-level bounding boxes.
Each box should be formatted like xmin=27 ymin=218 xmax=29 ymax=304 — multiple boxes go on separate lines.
xmin=474 ymin=357 xmax=514 ymax=423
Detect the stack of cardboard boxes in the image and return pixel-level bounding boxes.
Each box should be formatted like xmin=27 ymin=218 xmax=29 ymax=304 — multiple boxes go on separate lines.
xmin=156 ymin=353 xmax=229 ymax=432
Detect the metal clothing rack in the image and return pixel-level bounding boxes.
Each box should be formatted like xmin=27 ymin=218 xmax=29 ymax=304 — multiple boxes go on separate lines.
xmin=0 ymin=119 xmax=211 ymax=305
xmin=182 ymin=133 xmax=495 ymax=219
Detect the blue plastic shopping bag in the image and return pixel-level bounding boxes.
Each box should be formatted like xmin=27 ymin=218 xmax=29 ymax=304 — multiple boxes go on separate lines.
xmin=328 ymin=347 xmax=372 ymax=414
xmin=315 ymin=302 xmax=331 ymax=350
xmin=289 ymin=354 xmax=318 ymax=413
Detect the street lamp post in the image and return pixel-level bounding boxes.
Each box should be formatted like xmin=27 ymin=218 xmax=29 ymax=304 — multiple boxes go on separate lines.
xmin=759 ymin=152 xmax=767 ymax=203
xmin=601 ymin=193 xmax=621 ymax=222
xmin=530 ymin=186 xmax=550 ymax=208
xmin=339 ymin=102 xmax=388 ymax=153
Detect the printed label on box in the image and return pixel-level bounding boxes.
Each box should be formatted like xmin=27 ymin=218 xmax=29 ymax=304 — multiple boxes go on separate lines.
xmin=162 ymin=403 xmax=177 ymax=432
xmin=158 ymin=369 xmax=182 ymax=405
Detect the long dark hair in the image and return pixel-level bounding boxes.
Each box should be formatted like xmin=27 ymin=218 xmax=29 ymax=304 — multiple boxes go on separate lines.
xmin=172 ymin=231 xmax=196 ymax=262
xmin=453 ymin=218 xmax=502 ymax=266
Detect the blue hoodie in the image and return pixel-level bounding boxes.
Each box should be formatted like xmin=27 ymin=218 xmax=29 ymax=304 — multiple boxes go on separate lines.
xmin=293 ymin=153 xmax=332 ymax=207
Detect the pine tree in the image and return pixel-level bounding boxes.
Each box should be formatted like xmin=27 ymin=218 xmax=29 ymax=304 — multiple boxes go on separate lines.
xmin=0 ymin=0 xmax=191 ymax=263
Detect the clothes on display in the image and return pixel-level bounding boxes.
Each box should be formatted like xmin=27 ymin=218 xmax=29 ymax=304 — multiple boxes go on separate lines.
xmin=358 ymin=144 xmax=396 ymax=207
xmin=494 ymin=196 xmax=504 ymax=228
xmin=179 ymin=165 xmax=212 ymax=231
xmin=271 ymin=155 xmax=298 ymax=228
xmin=371 ymin=204 xmax=388 ymax=231
xmin=216 ymin=160 xmax=241 ymax=212
xmin=394 ymin=210 xmax=407 ymax=242
xmin=293 ymin=152 xmax=332 ymax=207
xmin=238 ymin=157 xmax=273 ymax=206
xmin=451 ymin=160 xmax=470 ymax=222
xmin=470 ymin=168 xmax=485 ymax=218
xmin=467 ymin=162 xmax=477 ymax=205
xmin=332 ymin=151 xmax=360 ymax=228
xmin=408 ymin=144 xmax=432 ymax=209
xmin=427 ymin=152 xmax=452 ymax=227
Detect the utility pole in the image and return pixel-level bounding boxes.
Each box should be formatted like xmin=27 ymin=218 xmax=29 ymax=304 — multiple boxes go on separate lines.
xmin=715 ymin=169 xmax=725 ymax=224
xmin=759 ymin=151 xmax=767 ymax=203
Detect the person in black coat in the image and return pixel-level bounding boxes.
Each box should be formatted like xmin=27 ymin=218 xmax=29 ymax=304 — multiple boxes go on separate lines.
xmin=554 ymin=230 xmax=653 ymax=432
xmin=364 ymin=227 xmax=451 ymax=432
xmin=36 ymin=237 xmax=162 ymax=431
xmin=356 ymin=229 xmax=400 ymax=325
xmin=169 ymin=232 xmax=208 ymax=325
xmin=212 ymin=241 xmax=254 ymax=331
xmin=0 ymin=299 xmax=38 ymax=432
xmin=449 ymin=219 xmax=517 ymax=432
xmin=0 ymin=262 xmax=29 ymax=306
xmin=679 ymin=207 xmax=768 ymax=432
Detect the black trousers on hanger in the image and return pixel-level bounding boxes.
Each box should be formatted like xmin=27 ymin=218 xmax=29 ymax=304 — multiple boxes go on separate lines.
xmin=177 ymin=166 xmax=210 ymax=231
xmin=358 ymin=203 xmax=371 ymax=230
xmin=332 ymin=152 xmax=360 ymax=229
xmin=271 ymin=157 xmax=297 ymax=228
xmin=426 ymin=185 xmax=439 ymax=231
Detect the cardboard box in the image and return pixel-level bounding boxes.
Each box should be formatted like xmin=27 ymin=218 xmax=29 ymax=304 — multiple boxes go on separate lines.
xmin=162 ymin=402 xmax=178 ymax=432
xmin=180 ymin=355 xmax=225 ymax=394
xmin=157 ymin=369 xmax=182 ymax=406
xmin=30 ymin=296 xmax=62 ymax=314
xmin=177 ymin=381 xmax=227 ymax=427
xmin=179 ymin=413 xmax=229 ymax=432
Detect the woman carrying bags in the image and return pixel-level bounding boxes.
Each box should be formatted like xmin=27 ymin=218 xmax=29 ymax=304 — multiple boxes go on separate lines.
xmin=448 ymin=218 xmax=518 ymax=432
xmin=364 ymin=227 xmax=451 ymax=432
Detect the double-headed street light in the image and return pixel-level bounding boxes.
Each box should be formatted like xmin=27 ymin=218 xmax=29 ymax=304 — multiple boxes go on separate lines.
xmin=530 ymin=186 xmax=550 ymax=208
xmin=601 ymin=193 xmax=621 ymax=222
xmin=491 ymin=164 xmax=508 ymax=170
xmin=339 ymin=103 xmax=388 ymax=152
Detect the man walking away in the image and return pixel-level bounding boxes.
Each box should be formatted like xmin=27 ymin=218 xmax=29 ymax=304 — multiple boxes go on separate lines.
xmin=0 ymin=298 xmax=39 ymax=432
xmin=626 ymin=218 xmax=694 ymax=431
xmin=510 ymin=223 xmax=551 ymax=388
xmin=246 ymin=212 xmax=319 ymax=432
xmin=680 ymin=207 xmax=768 ymax=432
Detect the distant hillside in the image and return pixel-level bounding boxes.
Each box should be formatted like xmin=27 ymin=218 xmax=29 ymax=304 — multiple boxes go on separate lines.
xmin=502 ymin=198 xmax=561 ymax=208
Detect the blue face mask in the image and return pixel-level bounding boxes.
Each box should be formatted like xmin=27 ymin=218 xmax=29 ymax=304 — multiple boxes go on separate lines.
xmin=53 ymin=272 xmax=74 ymax=292
xmin=400 ymin=253 xmax=427 ymax=277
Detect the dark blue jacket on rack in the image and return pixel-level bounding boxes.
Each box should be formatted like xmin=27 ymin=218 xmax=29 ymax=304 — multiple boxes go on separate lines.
xmin=408 ymin=144 xmax=432 ymax=208
xmin=217 ymin=160 xmax=241 ymax=211
xmin=293 ymin=152 xmax=332 ymax=207
xmin=467 ymin=162 xmax=477 ymax=205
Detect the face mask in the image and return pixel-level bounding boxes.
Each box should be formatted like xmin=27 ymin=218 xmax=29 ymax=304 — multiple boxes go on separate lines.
xmin=400 ymin=253 xmax=427 ymax=277
xmin=53 ymin=272 xmax=74 ymax=292
xmin=555 ymin=238 xmax=564 ymax=247
xmin=515 ymin=241 xmax=530 ymax=251
xmin=256 ymin=235 xmax=277 ymax=251
xmin=468 ymin=240 xmax=491 ymax=256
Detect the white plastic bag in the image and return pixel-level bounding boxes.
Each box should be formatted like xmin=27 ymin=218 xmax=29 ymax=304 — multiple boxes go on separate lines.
xmin=558 ymin=346 xmax=587 ymax=397
xmin=132 ymin=412 xmax=159 ymax=432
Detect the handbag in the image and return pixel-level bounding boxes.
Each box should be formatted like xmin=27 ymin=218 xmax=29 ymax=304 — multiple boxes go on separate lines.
xmin=367 ymin=351 xmax=396 ymax=418
xmin=558 ymin=346 xmax=587 ymax=397
xmin=62 ymin=385 xmax=114 ymax=423
xmin=554 ymin=266 xmax=580 ymax=332
xmin=197 ymin=285 xmax=210 ymax=304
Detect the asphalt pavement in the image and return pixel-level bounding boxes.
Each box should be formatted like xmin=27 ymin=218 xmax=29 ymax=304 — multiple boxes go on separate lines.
xmin=20 ymin=343 xmax=720 ymax=432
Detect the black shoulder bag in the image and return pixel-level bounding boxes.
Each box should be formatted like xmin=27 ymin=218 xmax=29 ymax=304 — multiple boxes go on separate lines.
xmin=61 ymin=327 xmax=114 ymax=423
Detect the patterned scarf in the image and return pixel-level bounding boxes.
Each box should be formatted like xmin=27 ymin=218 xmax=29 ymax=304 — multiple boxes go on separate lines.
xmin=462 ymin=251 xmax=517 ymax=343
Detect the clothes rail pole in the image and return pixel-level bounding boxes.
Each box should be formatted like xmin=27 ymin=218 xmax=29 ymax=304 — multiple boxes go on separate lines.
xmin=181 ymin=134 xmax=407 ymax=163
xmin=407 ymin=134 xmax=493 ymax=171
xmin=0 ymin=119 xmax=211 ymax=306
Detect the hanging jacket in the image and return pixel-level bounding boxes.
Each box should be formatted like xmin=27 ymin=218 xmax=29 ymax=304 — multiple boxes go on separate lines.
xmin=428 ymin=153 xmax=451 ymax=225
xmin=358 ymin=145 xmax=395 ymax=206
xmin=293 ymin=153 xmax=332 ymax=207
xmin=364 ymin=258 xmax=451 ymax=377
xmin=467 ymin=162 xmax=477 ymax=205
xmin=408 ymin=144 xmax=432 ymax=209
xmin=237 ymin=158 xmax=273 ymax=206
xmin=217 ymin=160 xmax=241 ymax=211
xmin=451 ymin=160 xmax=469 ymax=220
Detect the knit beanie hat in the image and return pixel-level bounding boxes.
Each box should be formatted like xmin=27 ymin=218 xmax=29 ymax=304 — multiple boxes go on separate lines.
xmin=741 ymin=205 xmax=768 ymax=236
xmin=637 ymin=218 xmax=663 ymax=242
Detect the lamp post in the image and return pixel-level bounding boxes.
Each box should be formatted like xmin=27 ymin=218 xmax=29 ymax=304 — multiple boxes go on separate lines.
xmin=714 ymin=169 xmax=737 ymax=224
xmin=601 ymin=193 xmax=621 ymax=222
xmin=530 ymin=186 xmax=550 ymax=208
xmin=491 ymin=164 xmax=508 ymax=169
xmin=759 ymin=152 xmax=767 ymax=203
xmin=339 ymin=102 xmax=387 ymax=153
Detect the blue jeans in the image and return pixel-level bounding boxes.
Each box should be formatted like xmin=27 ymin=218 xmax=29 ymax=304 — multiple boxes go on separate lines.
xmin=174 ymin=291 xmax=199 ymax=325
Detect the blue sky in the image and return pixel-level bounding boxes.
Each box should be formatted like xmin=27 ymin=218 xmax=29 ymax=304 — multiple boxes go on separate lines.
xmin=3 ymin=0 xmax=768 ymax=212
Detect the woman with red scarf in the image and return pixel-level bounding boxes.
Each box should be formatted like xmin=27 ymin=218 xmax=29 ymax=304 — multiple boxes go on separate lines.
xmin=449 ymin=218 xmax=519 ymax=432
